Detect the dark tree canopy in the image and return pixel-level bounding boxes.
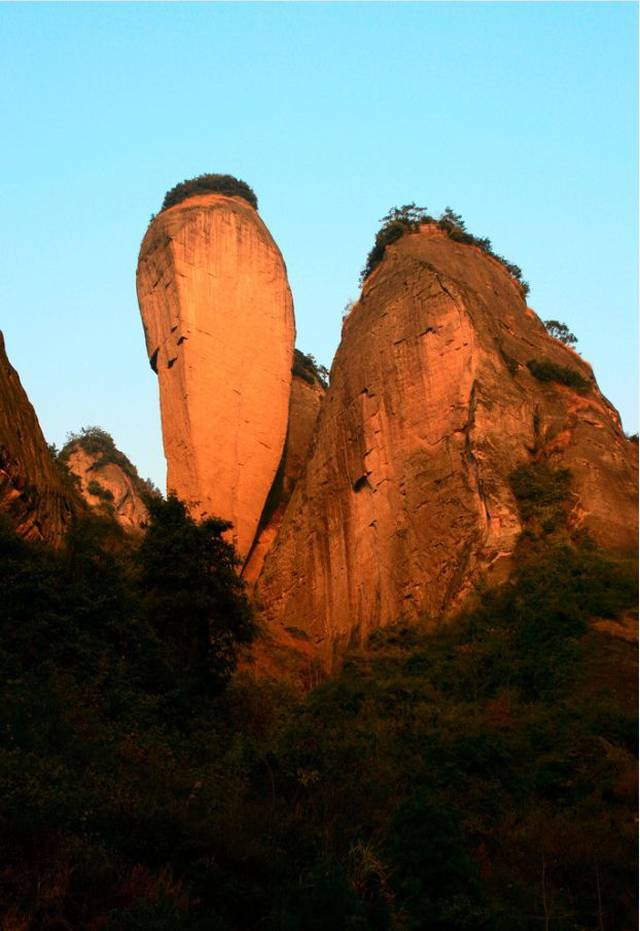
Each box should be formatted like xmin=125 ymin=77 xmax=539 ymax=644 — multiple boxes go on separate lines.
xmin=160 ymin=173 xmax=258 ymax=213
xmin=138 ymin=494 xmax=255 ymax=690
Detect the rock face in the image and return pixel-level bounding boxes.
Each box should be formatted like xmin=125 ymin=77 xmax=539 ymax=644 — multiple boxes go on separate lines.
xmin=64 ymin=443 xmax=149 ymax=532
xmin=243 ymin=370 xmax=325 ymax=585
xmin=257 ymin=225 xmax=638 ymax=663
xmin=137 ymin=193 xmax=295 ymax=558
xmin=0 ymin=332 xmax=76 ymax=544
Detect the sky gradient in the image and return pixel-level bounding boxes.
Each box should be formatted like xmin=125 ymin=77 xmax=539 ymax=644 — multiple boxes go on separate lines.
xmin=1 ymin=2 xmax=637 ymax=488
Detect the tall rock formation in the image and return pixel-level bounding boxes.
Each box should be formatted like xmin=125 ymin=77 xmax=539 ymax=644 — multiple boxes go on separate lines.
xmin=256 ymin=224 xmax=638 ymax=663
xmin=137 ymin=189 xmax=295 ymax=558
xmin=61 ymin=431 xmax=151 ymax=532
xmin=0 ymin=332 xmax=76 ymax=544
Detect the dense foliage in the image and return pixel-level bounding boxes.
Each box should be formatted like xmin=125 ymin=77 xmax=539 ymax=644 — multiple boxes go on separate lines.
xmin=527 ymin=359 xmax=591 ymax=393
xmin=360 ymin=204 xmax=530 ymax=297
xmin=292 ymin=349 xmax=329 ymax=388
xmin=0 ymin=488 xmax=636 ymax=930
xmin=87 ymin=478 xmax=115 ymax=502
xmin=510 ymin=461 xmax=572 ymax=535
xmin=160 ymin=174 xmax=258 ymax=213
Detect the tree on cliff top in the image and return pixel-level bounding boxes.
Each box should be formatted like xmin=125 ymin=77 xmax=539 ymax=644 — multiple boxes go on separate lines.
xmin=543 ymin=319 xmax=578 ymax=347
xmin=160 ymin=173 xmax=258 ymax=213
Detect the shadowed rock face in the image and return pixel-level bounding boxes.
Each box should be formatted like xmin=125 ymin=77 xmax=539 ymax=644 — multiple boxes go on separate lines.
xmin=65 ymin=445 xmax=149 ymax=532
xmin=243 ymin=371 xmax=325 ymax=586
xmin=256 ymin=225 xmax=638 ymax=663
xmin=0 ymin=332 xmax=76 ymax=544
xmin=137 ymin=193 xmax=295 ymax=559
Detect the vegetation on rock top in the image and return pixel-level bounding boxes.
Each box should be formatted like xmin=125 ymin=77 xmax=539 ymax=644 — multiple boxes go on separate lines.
xmin=159 ymin=173 xmax=258 ymax=214
xmin=58 ymin=425 xmax=161 ymax=501
xmin=293 ymin=349 xmax=330 ymax=388
xmin=360 ymin=203 xmax=530 ymax=297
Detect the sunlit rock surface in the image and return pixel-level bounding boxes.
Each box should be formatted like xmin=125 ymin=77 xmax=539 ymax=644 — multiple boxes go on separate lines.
xmin=137 ymin=193 xmax=295 ymax=559
xmin=257 ymin=225 xmax=638 ymax=663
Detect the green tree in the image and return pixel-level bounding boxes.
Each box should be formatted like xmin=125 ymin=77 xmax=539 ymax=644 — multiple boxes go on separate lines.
xmin=138 ymin=495 xmax=255 ymax=691
xmin=543 ymin=319 xmax=577 ymax=346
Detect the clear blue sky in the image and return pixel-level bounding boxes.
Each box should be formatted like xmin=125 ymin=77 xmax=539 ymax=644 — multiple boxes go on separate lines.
xmin=1 ymin=2 xmax=637 ymax=488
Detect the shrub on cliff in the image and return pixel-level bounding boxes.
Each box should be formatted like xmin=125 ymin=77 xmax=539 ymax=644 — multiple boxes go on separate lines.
xmin=160 ymin=173 xmax=258 ymax=213
xmin=527 ymin=359 xmax=591 ymax=393
xmin=510 ymin=460 xmax=572 ymax=533
xmin=87 ymin=478 xmax=115 ymax=501
xmin=360 ymin=203 xmax=432 ymax=283
xmin=293 ymin=349 xmax=329 ymax=387
xmin=360 ymin=204 xmax=531 ymax=298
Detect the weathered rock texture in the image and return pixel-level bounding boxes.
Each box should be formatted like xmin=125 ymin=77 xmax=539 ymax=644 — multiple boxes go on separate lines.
xmin=64 ymin=444 xmax=149 ymax=532
xmin=257 ymin=225 xmax=638 ymax=663
xmin=137 ymin=193 xmax=295 ymax=558
xmin=0 ymin=332 xmax=76 ymax=544
xmin=243 ymin=371 xmax=325 ymax=585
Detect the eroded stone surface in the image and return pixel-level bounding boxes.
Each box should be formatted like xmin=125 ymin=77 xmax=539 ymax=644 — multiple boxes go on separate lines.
xmin=0 ymin=332 xmax=76 ymax=544
xmin=65 ymin=445 xmax=149 ymax=532
xmin=257 ymin=225 xmax=638 ymax=664
xmin=137 ymin=193 xmax=295 ymax=558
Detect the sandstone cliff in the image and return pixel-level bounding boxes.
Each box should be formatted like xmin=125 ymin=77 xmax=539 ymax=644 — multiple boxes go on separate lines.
xmin=62 ymin=433 xmax=150 ymax=532
xmin=0 ymin=332 xmax=76 ymax=544
xmin=243 ymin=367 xmax=325 ymax=585
xmin=256 ymin=224 xmax=638 ymax=662
xmin=137 ymin=192 xmax=295 ymax=559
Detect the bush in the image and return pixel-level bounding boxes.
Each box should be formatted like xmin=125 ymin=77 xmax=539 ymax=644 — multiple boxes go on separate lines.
xmin=510 ymin=461 xmax=572 ymax=531
xmin=292 ymin=349 xmax=329 ymax=388
xmin=160 ymin=174 xmax=258 ymax=213
xmin=360 ymin=204 xmax=531 ymax=300
xmin=360 ymin=203 xmax=433 ymax=283
xmin=526 ymin=359 xmax=591 ymax=393
xmin=87 ymin=478 xmax=115 ymax=502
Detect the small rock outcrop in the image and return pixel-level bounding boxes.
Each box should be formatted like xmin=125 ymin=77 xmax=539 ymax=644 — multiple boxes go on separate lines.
xmin=61 ymin=429 xmax=151 ymax=532
xmin=257 ymin=224 xmax=638 ymax=662
xmin=137 ymin=188 xmax=295 ymax=559
xmin=0 ymin=332 xmax=76 ymax=544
